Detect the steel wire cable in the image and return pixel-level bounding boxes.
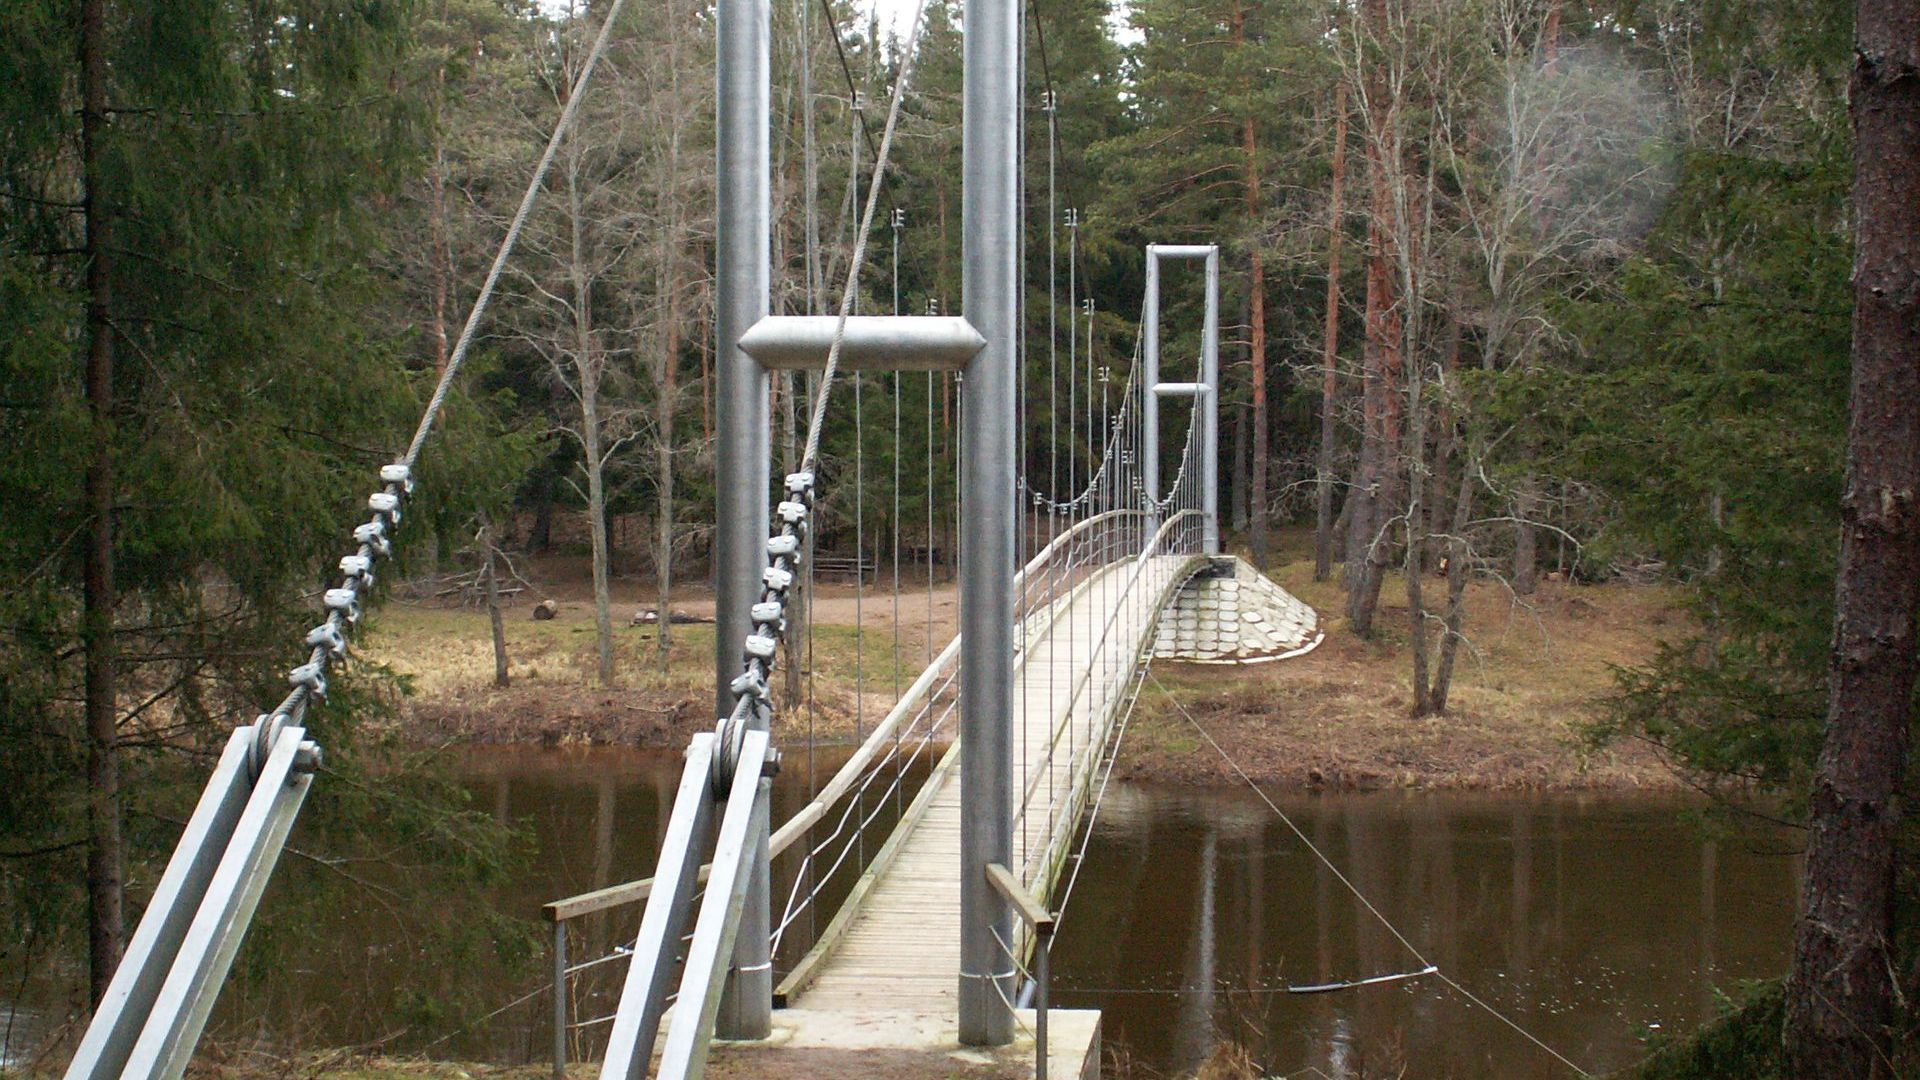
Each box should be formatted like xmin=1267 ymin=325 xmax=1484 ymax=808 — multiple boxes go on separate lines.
xmin=259 ymin=0 xmax=636 ymax=738
xmin=1149 ymin=672 xmax=1593 ymax=1078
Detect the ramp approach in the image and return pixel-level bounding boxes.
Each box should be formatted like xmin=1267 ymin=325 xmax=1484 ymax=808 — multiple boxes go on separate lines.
xmin=55 ymin=0 xmax=1310 ymax=1065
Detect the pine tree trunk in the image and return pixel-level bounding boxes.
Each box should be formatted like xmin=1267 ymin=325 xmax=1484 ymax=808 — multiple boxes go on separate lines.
xmin=1314 ymin=84 xmax=1348 ymax=583
xmin=1230 ymin=397 xmax=1249 ymax=533
xmin=1347 ymin=49 xmax=1398 ymax=637
xmin=1245 ymin=122 xmax=1269 ymax=567
xmin=1512 ymin=484 xmax=1538 ymax=596
xmin=79 ymin=0 xmax=124 ymax=1006
xmin=1784 ymin=4 xmax=1920 ymax=1073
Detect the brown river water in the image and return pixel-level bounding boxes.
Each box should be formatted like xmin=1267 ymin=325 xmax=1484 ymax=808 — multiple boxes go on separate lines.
xmin=5 ymin=746 xmax=1798 ymax=1077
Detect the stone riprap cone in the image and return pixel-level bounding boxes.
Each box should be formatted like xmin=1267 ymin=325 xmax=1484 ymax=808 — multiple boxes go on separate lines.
xmin=1152 ymin=556 xmax=1323 ymax=663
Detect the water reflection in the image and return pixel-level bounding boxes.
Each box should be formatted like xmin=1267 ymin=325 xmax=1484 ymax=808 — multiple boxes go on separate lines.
xmin=1050 ymin=784 xmax=1799 ymax=1079
xmin=7 ymin=749 xmax=1792 ymax=1075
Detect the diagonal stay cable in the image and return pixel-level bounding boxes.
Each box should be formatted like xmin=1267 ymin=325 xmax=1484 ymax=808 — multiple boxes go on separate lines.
xmin=402 ymin=0 xmax=632 ymax=472
xmin=261 ymin=0 xmax=635 ymax=735
xmin=799 ymin=0 xmax=927 ymax=473
xmin=1148 ymin=672 xmax=1592 ymax=1078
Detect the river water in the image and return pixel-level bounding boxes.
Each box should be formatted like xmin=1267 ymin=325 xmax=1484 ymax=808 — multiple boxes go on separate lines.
xmin=7 ymin=747 xmax=1799 ymax=1077
xmin=1050 ymin=782 xmax=1798 ymax=1078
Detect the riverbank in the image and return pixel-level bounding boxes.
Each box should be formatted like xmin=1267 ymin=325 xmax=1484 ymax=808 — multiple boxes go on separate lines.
xmin=364 ymin=550 xmax=1681 ymax=791
xmin=1120 ymin=557 xmax=1680 ymax=790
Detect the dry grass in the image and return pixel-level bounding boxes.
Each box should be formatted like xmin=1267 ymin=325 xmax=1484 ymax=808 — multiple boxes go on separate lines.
xmin=360 ymin=593 xmax=934 ymax=747
xmin=1120 ymin=553 xmax=1684 ymax=791
xmin=363 ymin=537 xmax=1683 ymax=789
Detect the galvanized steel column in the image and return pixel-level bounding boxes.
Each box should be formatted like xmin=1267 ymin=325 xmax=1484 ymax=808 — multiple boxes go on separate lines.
xmin=1202 ymin=247 xmax=1220 ymax=553
xmin=1142 ymin=252 xmax=1161 ymax=513
xmin=713 ymin=0 xmax=773 ymax=1037
xmin=958 ymin=0 xmax=1018 ymax=1043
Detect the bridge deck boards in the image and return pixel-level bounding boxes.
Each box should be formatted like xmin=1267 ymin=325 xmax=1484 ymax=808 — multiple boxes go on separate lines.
xmin=793 ymin=555 xmax=1190 ymax=1015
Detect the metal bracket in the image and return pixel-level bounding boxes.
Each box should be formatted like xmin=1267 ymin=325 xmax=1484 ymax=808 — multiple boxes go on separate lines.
xmin=1151 ymin=382 xmax=1212 ymax=397
xmin=600 ymin=734 xmax=722 ymax=1080
xmin=67 ymin=724 xmax=316 ymax=1080
xmin=597 ymin=730 xmax=774 ymax=1080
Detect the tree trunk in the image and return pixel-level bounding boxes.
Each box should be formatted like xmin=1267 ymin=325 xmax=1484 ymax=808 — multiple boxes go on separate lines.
xmin=1512 ymin=483 xmax=1538 ymax=596
xmin=1314 ymin=84 xmax=1348 ymax=583
xmin=1248 ymin=241 xmax=1269 ymax=566
xmin=1347 ymin=24 xmax=1399 ymax=637
xmin=656 ymin=25 xmax=683 ymax=667
xmin=79 ymin=0 xmax=124 ymax=1006
xmin=428 ymin=80 xmax=452 ymax=375
xmin=583 ymin=383 xmax=615 ymax=687
xmin=567 ymin=138 xmax=615 ymax=688
xmin=1237 ymin=6 xmax=1269 ymax=567
xmin=1784 ymin=4 xmax=1920 ymax=1074
xmin=655 ymin=301 xmax=679 ymax=665
xmin=482 ymin=524 xmax=510 ymax=688
xmin=1230 ymin=397 xmax=1249 ymax=533
xmin=1430 ymin=459 xmax=1475 ymax=712
xmin=656 ymin=325 xmax=677 ymax=666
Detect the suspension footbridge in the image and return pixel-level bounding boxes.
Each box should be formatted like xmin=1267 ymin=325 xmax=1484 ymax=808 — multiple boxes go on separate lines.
xmin=55 ymin=0 xmax=1334 ymax=1071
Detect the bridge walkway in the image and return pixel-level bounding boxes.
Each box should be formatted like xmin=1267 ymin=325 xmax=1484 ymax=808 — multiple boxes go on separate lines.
xmin=783 ymin=552 xmax=1201 ymax=1018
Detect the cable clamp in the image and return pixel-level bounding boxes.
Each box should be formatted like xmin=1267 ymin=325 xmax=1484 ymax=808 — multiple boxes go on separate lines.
xmin=367 ymin=491 xmax=402 ymax=525
xmin=379 ymin=463 xmax=414 ymax=494
xmin=305 ymin=621 xmax=346 ymax=657
xmin=288 ymin=661 xmax=328 ymax=697
xmin=353 ymin=520 xmax=392 ymax=559
xmin=776 ymin=500 xmax=808 ymax=524
xmin=744 ymin=632 xmax=778 ymax=661
xmin=762 ymin=565 xmax=794 ymax=592
xmin=323 ymin=586 xmax=361 ymax=618
xmin=730 ymin=670 xmax=769 ymax=701
xmin=767 ymin=534 xmax=799 ymax=558
xmin=785 ymin=471 xmax=815 ymax=496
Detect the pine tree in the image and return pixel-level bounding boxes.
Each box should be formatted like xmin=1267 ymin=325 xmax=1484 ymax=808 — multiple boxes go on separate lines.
xmin=0 ymin=0 xmax=528 ymax=1008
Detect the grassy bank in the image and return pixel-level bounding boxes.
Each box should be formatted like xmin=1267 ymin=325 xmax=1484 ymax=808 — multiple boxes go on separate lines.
xmin=1118 ymin=555 xmax=1681 ymax=791
xmin=364 ymin=545 xmax=1681 ymax=790
xmin=360 ymin=593 xmax=916 ymax=747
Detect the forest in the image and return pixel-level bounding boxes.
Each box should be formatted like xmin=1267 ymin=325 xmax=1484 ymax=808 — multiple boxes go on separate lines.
xmin=2 ymin=0 xmax=1915 ymax=1077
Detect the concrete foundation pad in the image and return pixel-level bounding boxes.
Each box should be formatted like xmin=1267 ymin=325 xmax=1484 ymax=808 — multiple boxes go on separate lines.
xmin=700 ymin=1007 xmax=1099 ymax=1079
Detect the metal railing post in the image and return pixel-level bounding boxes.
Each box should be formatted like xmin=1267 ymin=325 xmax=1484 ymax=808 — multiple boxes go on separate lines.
xmin=553 ymin=920 xmax=569 ymax=1079
xmin=959 ymin=0 xmax=1018 ymax=1042
xmin=985 ymin=863 xmax=1055 ymax=1078
xmin=1036 ymin=931 xmax=1050 ymax=1080
xmin=713 ymin=0 xmax=773 ymax=1038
